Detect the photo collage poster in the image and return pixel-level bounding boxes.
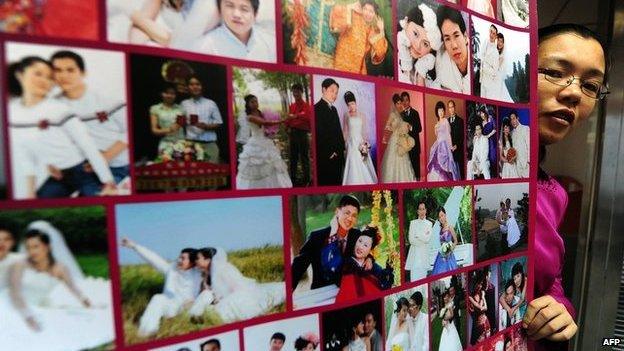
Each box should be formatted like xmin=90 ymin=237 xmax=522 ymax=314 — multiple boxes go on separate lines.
xmin=0 ymin=0 xmax=536 ymax=350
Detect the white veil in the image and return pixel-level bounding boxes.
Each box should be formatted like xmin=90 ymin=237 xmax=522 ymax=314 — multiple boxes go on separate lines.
xmin=22 ymin=221 xmax=84 ymax=281
xmin=209 ymin=247 xmax=255 ymax=298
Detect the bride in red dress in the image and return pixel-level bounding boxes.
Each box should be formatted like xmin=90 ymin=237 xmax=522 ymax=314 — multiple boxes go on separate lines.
xmin=335 ymin=226 xmax=393 ymax=303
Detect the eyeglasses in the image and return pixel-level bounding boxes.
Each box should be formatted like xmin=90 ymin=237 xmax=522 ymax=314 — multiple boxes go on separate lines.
xmin=538 ymin=68 xmax=609 ymax=100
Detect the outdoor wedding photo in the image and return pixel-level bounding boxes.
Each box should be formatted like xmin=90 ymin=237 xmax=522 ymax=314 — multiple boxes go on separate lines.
xmin=403 ymin=186 xmax=473 ymax=282
xmin=290 ymin=191 xmax=400 ymax=309
xmin=6 ymin=42 xmax=130 ymax=199
xmin=232 ymin=67 xmax=312 ymax=189
xmin=152 ymin=330 xmax=240 ymax=351
xmin=129 ymin=53 xmax=230 ymax=193
xmin=0 ymin=206 xmax=114 ymax=351
xmin=115 ymin=196 xmax=286 ymax=345
xmin=475 ymin=183 xmax=529 ymax=261
xmin=384 ymin=285 xmax=430 ymax=351
xmin=430 ymin=274 xmax=467 ymax=351
xmin=321 ymin=299 xmax=384 ymax=351
xmin=243 ymin=314 xmax=320 ymax=351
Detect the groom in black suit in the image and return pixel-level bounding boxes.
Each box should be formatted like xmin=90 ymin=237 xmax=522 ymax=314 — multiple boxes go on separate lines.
xmin=315 ymin=78 xmax=345 ymax=186
xmin=448 ymin=100 xmax=465 ymax=179
xmin=292 ymin=195 xmax=365 ymax=290
xmin=400 ymin=92 xmax=422 ymax=180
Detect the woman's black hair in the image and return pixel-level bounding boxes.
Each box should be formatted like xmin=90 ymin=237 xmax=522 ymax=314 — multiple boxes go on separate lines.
xmin=7 ymin=56 xmax=51 ymax=97
xmin=511 ymin=262 xmax=525 ymax=290
xmin=497 ymin=33 xmax=505 ymax=54
xmin=395 ymin=296 xmax=410 ymax=314
xmin=244 ymin=94 xmax=263 ymax=116
xmin=294 ymin=337 xmax=315 ymax=350
xmin=501 ymin=118 xmax=513 ymax=149
xmin=360 ymin=0 xmax=379 ymax=13
xmin=434 ymin=101 xmax=446 ymax=120
xmin=356 ymin=226 xmax=380 ymax=250
xmin=25 ymin=229 xmax=55 ymax=267
xmin=161 ymin=82 xmax=177 ymax=93
xmin=392 ymin=93 xmax=402 ymax=104
xmin=405 ymin=6 xmax=424 ymax=27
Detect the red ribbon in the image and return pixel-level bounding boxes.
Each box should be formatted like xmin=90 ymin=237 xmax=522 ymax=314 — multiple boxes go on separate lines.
xmin=38 ymin=119 xmax=49 ymax=130
xmin=96 ymin=111 xmax=108 ymax=123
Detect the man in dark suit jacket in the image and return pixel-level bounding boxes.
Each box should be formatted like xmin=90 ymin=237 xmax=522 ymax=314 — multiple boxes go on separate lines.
xmin=448 ymin=100 xmax=465 ymax=179
xmin=292 ymin=195 xmax=362 ymax=290
xmin=315 ymin=78 xmax=345 ymax=186
xmin=400 ymin=92 xmax=422 ymax=180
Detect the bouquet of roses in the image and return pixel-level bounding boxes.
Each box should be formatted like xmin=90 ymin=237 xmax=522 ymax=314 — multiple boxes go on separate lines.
xmin=507 ymin=147 xmax=517 ymax=163
xmin=358 ymin=141 xmax=371 ymax=160
xmin=262 ymin=109 xmax=281 ymax=138
xmin=439 ymin=242 xmax=453 ymax=257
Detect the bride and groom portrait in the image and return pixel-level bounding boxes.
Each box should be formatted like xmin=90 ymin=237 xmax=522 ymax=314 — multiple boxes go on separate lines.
xmin=314 ymin=77 xmax=379 ymax=186
xmin=233 ymin=68 xmax=312 ymax=189
xmin=384 ymin=286 xmax=430 ymax=351
xmin=291 ymin=193 xmax=399 ymax=309
xmin=116 ymin=196 xmax=286 ymax=344
xmin=0 ymin=207 xmax=114 ymax=351
xmin=431 ymin=274 xmax=467 ymax=351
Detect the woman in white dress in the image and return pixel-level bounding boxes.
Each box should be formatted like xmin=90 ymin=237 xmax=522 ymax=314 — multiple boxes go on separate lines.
xmin=505 ymin=207 xmax=521 ymax=247
xmin=0 ymin=221 xmax=113 ymax=351
xmin=236 ymin=94 xmax=293 ymax=189
xmin=386 ymin=297 xmax=414 ymax=351
xmin=494 ymin=33 xmax=514 ymax=102
xmin=188 ymin=247 xmax=286 ymax=323
xmin=381 ymin=94 xmax=416 ymax=183
xmin=499 ymin=120 xmax=519 ymax=178
xmin=405 ymin=202 xmax=433 ymax=282
xmin=467 ymin=124 xmax=491 ymax=180
xmin=8 ymin=56 xmax=116 ymax=199
xmin=342 ymin=91 xmax=378 ymax=185
xmin=438 ymin=292 xmax=463 ymax=351
xmin=343 ymin=318 xmax=370 ymax=351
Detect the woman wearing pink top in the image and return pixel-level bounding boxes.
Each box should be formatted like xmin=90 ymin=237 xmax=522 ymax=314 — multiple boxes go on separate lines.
xmin=524 ymin=24 xmax=609 ymax=350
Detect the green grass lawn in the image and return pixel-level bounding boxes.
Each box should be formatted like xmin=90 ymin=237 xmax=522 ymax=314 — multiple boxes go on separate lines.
xmin=77 ymin=254 xmax=109 ymax=279
xmin=121 ymin=245 xmax=285 ymax=345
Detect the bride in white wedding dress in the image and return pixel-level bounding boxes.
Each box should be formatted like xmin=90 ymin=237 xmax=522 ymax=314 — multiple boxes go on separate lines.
xmin=386 ymin=297 xmax=414 ymax=351
xmin=188 ymin=247 xmax=286 ymax=323
xmin=236 ymin=94 xmax=293 ymax=189
xmin=341 ymin=91 xmax=378 ymax=185
xmin=0 ymin=221 xmax=113 ymax=351
xmin=438 ymin=293 xmax=463 ymax=351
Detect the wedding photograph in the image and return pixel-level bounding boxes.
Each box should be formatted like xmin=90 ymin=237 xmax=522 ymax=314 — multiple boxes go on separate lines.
xmin=472 ymin=16 xmax=530 ymax=102
xmin=313 ymin=76 xmax=379 ymax=186
xmin=290 ymin=191 xmax=400 ymax=309
xmin=425 ymin=94 xmax=467 ymax=182
xmin=6 ymin=42 xmax=130 ymax=200
xmin=384 ymin=285 xmax=429 ymax=351
xmin=243 ymin=314 xmax=320 ymax=351
xmin=232 ymin=67 xmax=312 ymax=189
xmin=496 ymin=0 xmax=529 ymax=28
xmin=321 ymin=299 xmax=384 ymax=351
xmin=430 ymin=274 xmax=467 ymax=351
xmin=402 ymin=186 xmax=473 ymax=282
xmin=475 ymin=183 xmax=529 ymax=261
xmin=107 ymin=0 xmax=277 ymax=63
xmin=466 ymin=102 xmax=498 ymax=180
xmin=498 ymin=107 xmax=530 ymax=179
xmin=498 ymin=256 xmax=527 ymax=331
xmin=376 ymin=86 xmax=425 ymax=183
xmin=464 ymin=0 xmax=496 ymax=19
xmin=282 ymin=0 xmax=394 ymax=77
xmin=396 ymin=0 xmax=471 ymax=94
xmin=115 ymin=196 xmax=286 ymax=345
xmin=467 ymin=264 xmax=499 ymax=346
xmin=152 ymin=330 xmax=240 ymax=351
xmin=0 ymin=206 xmax=114 ymax=351
xmin=0 ymin=0 xmax=99 ymax=40
xmin=129 ymin=53 xmax=230 ymax=193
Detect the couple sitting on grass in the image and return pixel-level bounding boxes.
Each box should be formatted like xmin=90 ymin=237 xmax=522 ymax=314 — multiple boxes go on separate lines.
xmin=121 ymin=238 xmax=285 ymax=337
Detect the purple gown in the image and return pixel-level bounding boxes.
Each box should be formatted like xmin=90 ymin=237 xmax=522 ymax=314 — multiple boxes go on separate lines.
xmin=482 ymin=118 xmax=497 ymax=168
xmin=431 ymin=228 xmax=459 ymax=275
xmin=427 ymin=118 xmax=460 ymax=181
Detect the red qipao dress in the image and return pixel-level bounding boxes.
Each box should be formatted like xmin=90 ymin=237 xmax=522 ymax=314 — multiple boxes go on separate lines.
xmin=335 ymin=257 xmax=393 ymax=303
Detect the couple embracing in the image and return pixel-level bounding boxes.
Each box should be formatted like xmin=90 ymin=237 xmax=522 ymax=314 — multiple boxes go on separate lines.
xmin=292 ymin=195 xmax=393 ymax=305
xmin=121 ymin=238 xmax=285 ymax=337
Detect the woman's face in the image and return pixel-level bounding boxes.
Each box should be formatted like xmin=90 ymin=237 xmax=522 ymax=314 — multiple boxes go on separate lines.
xmin=417 ymin=203 xmax=427 ymax=218
xmin=25 ymin=237 xmax=49 ymax=263
xmin=196 ymin=252 xmax=212 ymax=270
xmin=18 ymin=62 xmax=53 ymax=98
xmin=362 ymin=3 xmax=376 ymax=23
xmin=347 ymin=101 xmax=357 ymax=114
xmin=436 ymin=107 xmax=445 ymax=119
xmin=354 ymin=235 xmax=373 ymax=259
xmin=302 ymin=343 xmax=315 ymax=351
xmin=407 ymin=22 xmax=432 ymax=58
xmin=503 ymin=124 xmax=511 ymax=136
xmin=394 ymin=100 xmax=404 ymax=112
xmin=397 ymin=305 xmax=408 ymax=321
xmin=497 ymin=37 xmax=505 ymax=50
xmin=475 ymin=125 xmax=482 ymax=136
xmin=489 ymin=26 xmax=497 ymax=42
xmin=248 ymin=97 xmax=259 ymax=110
xmin=162 ymin=88 xmax=176 ymax=104
xmin=480 ymin=111 xmax=487 ymax=121
xmin=538 ymin=33 xmax=605 ymax=145
xmin=439 ymin=210 xmax=447 ymax=224
xmin=354 ymin=321 xmax=365 ymax=335
xmin=513 ymin=272 xmax=523 ymax=288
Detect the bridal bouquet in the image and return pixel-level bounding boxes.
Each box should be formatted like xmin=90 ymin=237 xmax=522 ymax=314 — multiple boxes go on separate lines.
xmin=262 ymin=109 xmax=281 ymax=138
xmin=157 ymin=140 xmax=205 ymax=162
xmin=392 ymin=345 xmax=404 ymax=351
xmin=507 ymin=147 xmax=517 ymax=163
xmin=439 ymin=242 xmax=453 ymax=257
xmin=358 ymin=141 xmax=371 ymax=160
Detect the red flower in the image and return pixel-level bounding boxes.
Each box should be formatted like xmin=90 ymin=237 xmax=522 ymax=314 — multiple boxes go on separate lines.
xmin=38 ymin=119 xmax=49 ymax=130
xmin=96 ymin=111 xmax=108 ymax=122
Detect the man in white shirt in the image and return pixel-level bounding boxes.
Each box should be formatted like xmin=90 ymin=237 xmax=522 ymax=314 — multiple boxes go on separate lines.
xmin=408 ymin=291 xmax=429 ymax=351
xmin=364 ymin=312 xmax=383 ymax=351
xmin=269 ymin=332 xmax=286 ymax=351
xmin=480 ymin=25 xmax=500 ymax=99
xmin=0 ymin=228 xmax=23 ymax=290
xmin=194 ymin=0 xmax=276 ymax=63
xmin=510 ymin=111 xmax=530 ymax=178
xmin=51 ymin=50 xmax=129 ymax=185
xmin=120 ymin=238 xmax=202 ymax=337
xmin=180 ymin=75 xmax=224 ymax=164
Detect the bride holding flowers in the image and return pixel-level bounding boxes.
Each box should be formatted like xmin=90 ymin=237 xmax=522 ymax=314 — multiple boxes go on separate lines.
xmin=431 ymin=207 xmax=459 ymax=275
xmin=341 ymin=91 xmax=378 ymax=185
